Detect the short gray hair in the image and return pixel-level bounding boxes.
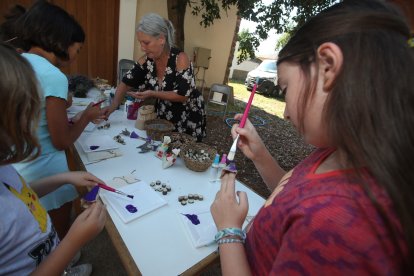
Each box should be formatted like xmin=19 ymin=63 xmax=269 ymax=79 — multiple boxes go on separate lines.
xmin=136 ymin=13 xmax=175 ymax=49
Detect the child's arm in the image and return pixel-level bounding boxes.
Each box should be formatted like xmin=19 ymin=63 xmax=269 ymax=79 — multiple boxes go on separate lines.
xmin=101 ymin=82 xmax=132 ymax=118
xmin=30 ymin=171 xmax=103 ymax=198
xmin=231 ymin=114 xmax=286 ymax=191
xmin=30 ymin=202 xmax=106 ymax=276
xmin=218 ymin=243 xmax=252 ymax=276
xmin=211 ymin=173 xmax=252 ymax=276
xmin=46 ymin=97 xmax=103 ymax=150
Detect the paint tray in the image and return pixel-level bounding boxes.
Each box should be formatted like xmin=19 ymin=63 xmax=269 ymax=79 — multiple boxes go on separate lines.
xmin=178 ymin=207 xmax=217 ymax=248
xmin=99 ymin=182 xmax=167 ymax=223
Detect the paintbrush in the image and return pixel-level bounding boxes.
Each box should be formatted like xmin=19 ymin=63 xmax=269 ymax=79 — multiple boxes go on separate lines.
xmin=97 ymin=183 xmax=134 ymax=199
xmin=92 ymin=99 xmax=106 ymax=107
xmin=227 ymin=79 xmax=258 ymax=161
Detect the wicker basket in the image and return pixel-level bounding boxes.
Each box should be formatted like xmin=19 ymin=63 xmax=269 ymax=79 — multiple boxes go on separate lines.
xmin=144 ymin=119 xmax=174 ymax=141
xmin=169 ymin=132 xmax=197 ymax=151
xmin=181 ymin=143 xmax=217 ymax=172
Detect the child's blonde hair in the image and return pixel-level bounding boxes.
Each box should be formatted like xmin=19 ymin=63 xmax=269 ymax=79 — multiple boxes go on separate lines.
xmin=0 ymin=43 xmax=41 ymax=165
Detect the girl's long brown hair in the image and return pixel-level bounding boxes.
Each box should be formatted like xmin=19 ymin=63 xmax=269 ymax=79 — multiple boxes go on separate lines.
xmin=0 ymin=43 xmax=41 ymax=165
xmin=278 ymin=0 xmax=414 ymax=273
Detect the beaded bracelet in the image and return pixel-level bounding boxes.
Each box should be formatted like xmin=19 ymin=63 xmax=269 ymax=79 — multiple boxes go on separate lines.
xmin=214 ymin=227 xmax=246 ymax=243
xmin=217 ymin=238 xmax=244 ymax=245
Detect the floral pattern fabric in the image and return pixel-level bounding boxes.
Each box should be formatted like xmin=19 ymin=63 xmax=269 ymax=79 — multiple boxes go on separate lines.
xmin=123 ymin=48 xmax=206 ymax=141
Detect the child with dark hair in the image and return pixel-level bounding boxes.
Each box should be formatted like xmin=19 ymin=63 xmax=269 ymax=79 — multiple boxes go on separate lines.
xmin=0 ymin=4 xmax=26 ymax=52
xmin=211 ymin=0 xmax=413 ymax=274
xmin=0 ymin=43 xmax=106 ymax=276
xmin=12 ymin=1 xmax=105 ymax=240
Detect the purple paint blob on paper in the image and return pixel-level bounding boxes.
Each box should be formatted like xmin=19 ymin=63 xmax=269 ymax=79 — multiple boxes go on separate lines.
xmin=182 ymin=213 xmax=200 ymax=225
xmin=89 ymin=145 xmax=100 ymax=150
xmin=83 ymin=186 xmax=100 ymax=202
xmin=125 ymin=204 xmax=138 ymax=213
xmin=130 ymin=131 xmax=139 ymax=139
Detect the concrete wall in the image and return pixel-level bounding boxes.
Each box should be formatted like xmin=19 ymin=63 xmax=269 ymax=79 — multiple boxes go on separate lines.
xmin=131 ymin=0 xmax=238 ymax=89
xmin=118 ymin=0 xmax=138 ymax=61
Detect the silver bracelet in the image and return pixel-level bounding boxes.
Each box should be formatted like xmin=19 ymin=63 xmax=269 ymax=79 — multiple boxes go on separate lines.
xmin=217 ymin=238 xmax=244 ymax=245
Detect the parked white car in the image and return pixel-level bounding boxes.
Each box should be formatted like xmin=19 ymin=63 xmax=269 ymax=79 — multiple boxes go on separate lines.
xmin=245 ymin=59 xmax=282 ymax=97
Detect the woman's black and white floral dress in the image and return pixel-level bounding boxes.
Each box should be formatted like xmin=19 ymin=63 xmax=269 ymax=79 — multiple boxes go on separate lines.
xmin=122 ymin=48 xmax=206 ymax=141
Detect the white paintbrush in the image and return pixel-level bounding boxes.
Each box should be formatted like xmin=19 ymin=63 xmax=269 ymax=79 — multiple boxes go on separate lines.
xmin=227 ymin=81 xmax=258 ymax=161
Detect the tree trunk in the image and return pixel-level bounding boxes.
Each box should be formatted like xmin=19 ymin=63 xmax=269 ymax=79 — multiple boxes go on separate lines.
xmin=167 ymin=0 xmax=187 ymax=50
xmin=223 ymin=15 xmax=241 ymax=105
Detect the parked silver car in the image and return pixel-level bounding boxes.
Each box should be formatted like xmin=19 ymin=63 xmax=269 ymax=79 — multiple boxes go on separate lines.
xmin=245 ymin=59 xmax=282 ymax=97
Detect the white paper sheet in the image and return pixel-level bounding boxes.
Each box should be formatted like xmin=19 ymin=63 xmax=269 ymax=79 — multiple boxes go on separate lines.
xmin=99 ymin=182 xmax=167 ymax=224
xmin=78 ymin=134 xmax=119 ymax=153
xmin=178 ymin=206 xmax=217 ymax=248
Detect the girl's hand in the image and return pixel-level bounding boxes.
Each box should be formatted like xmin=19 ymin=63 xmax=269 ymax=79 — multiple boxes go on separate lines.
xmin=231 ymin=113 xmax=267 ymax=162
xmin=101 ymin=103 xmax=118 ymax=119
xmin=211 ymin=172 xmax=248 ymax=230
xmin=65 ymin=201 xmax=106 ymax=247
xmin=64 ymin=171 xmax=104 ymax=188
xmin=82 ymin=102 xmax=105 ymax=122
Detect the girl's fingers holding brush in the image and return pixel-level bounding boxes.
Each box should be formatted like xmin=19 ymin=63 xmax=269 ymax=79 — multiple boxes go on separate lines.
xmin=231 ymin=114 xmax=268 ymax=162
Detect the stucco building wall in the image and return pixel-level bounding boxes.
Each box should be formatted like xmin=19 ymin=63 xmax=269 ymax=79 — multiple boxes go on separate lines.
xmin=131 ymin=0 xmax=238 ymax=89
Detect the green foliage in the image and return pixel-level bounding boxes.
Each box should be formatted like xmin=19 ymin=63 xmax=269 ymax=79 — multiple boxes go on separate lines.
xmin=187 ymin=0 xmax=254 ymax=28
xmin=184 ymin=0 xmax=340 ymax=62
xmin=237 ymin=28 xmax=259 ymax=63
xmin=275 ymin=32 xmax=291 ymax=51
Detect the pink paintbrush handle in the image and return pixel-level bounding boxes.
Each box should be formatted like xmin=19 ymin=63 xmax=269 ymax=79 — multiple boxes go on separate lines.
xmin=239 ymin=82 xmax=257 ymax=128
xmin=97 ymin=183 xmax=116 ymax=192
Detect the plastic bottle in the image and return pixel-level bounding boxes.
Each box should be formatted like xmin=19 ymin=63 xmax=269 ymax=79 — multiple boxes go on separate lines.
xmin=210 ymin=153 xmax=220 ymax=182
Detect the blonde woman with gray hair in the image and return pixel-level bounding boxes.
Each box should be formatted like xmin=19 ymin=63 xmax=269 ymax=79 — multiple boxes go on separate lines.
xmin=104 ymin=13 xmax=206 ymax=141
